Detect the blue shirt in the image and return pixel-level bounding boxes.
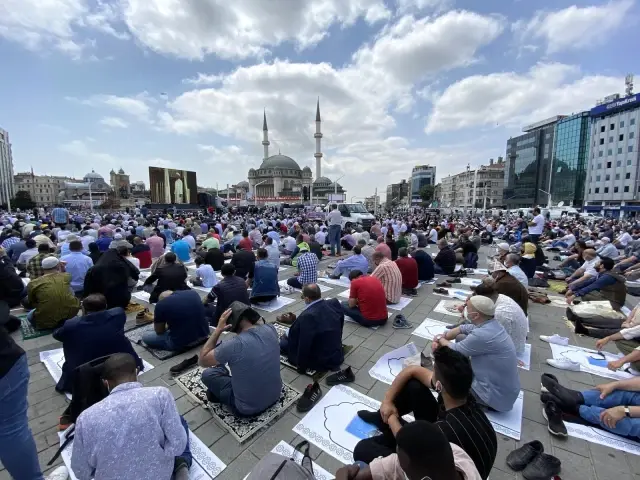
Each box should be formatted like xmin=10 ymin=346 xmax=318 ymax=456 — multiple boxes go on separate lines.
xmin=170 ymin=239 xmax=191 ymax=262
xmin=335 ymin=254 xmax=369 ymax=276
xmin=195 ymin=264 xmax=217 ymax=288
xmin=267 ymin=231 xmax=280 ymax=244
xmin=51 ymin=207 xmax=68 ymax=224
xmin=154 ymin=290 xmax=209 ymax=348
xmin=61 ymin=252 xmax=94 ymax=292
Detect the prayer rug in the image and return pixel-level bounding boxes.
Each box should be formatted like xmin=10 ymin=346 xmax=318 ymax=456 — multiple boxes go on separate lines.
xmin=125 ymin=302 xmax=145 ymax=314
xmin=20 ymin=315 xmax=54 ymax=340
xmin=336 ymin=290 xmax=413 ymax=311
xmin=175 ymin=366 xmax=302 ymax=443
xmin=278 ymin=279 xmax=332 ymax=294
xmin=252 ymin=296 xmax=296 ymax=313
xmin=131 ymin=291 xmax=152 ymax=303
xmin=124 ymin=323 xmax=207 ymax=360
xmin=243 ymin=441 xmax=335 ymax=480
xmin=547 ymin=280 xmax=567 ymax=293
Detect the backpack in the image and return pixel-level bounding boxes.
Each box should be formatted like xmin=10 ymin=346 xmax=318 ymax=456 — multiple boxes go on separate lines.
xmin=246 ymin=441 xmax=315 ymax=480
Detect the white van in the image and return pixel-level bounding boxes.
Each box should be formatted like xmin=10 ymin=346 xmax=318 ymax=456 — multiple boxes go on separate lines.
xmin=325 ymin=203 xmax=376 ymax=231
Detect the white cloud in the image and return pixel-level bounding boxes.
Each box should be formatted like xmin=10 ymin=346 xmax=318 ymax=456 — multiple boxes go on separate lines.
xmin=59 ymin=139 xmax=120 ymax=164
xmin=513 ymin=0 xmax=635 ymax=54
xmin=426 ymin=63 xmax=626 ymax=133
xmin=183 ymin=73 xmax=224 ymax=86
xmin=70 ymin=92 xmax=154 ymax=121
xmin=100 ymin=116 xmax=129 ymax=128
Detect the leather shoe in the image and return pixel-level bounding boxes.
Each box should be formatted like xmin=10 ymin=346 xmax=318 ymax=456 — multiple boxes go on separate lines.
xmin=522 ymin=452 xmax=561 ymax=480
xmin=506 ymin=440 xmax=544 ymax=471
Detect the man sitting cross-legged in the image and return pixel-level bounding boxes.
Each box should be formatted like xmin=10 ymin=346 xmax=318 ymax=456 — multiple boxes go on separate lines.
xmin=279 ymin=284 xmax=344 ymax=374
xmin=371 ymin=251 xmax=402 ymax=305
xmin=395 ymin=247 xmax=419 ymax=296
xmin=341 ymin=270 xmax=389 ymax=327
xmin=199 ymin=301 xmax=283 ymax=416
xmin=329 ymin=245 xmax=369 ymax=279
xmin=142 ymin=289 xmax=209 ymax=351
xmin=540 ymin=373 xmax=640 ymax=440
xmin=142 ymin=252 xmax=189 ymax=304
xmin=53 ymin=294 xmax=143 ymax=393
xmin=71 ymin=353 xmax=192 ymax=480
xmin=203 ymin=263 xmax=250 ymax=325
xmin=248 ymin=248 xmax=279 ymax=304
xmin=353 ymin=346 xmax=497 ymax=480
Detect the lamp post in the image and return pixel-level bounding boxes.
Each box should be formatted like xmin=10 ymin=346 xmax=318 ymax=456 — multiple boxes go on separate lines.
xmin=539 ymin=189 xmax=552 ymax=208
xmin=334 ymin=175 xmax=345 ymax=196
xmin=253 ymin=180 xmax=267 ymax=205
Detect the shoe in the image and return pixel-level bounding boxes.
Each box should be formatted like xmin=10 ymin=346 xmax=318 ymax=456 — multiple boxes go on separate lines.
xmin=433 ymin=288 xmax=449 ymax=295
xmin=135 ymin=308 xmax=154 ymax=325
xmin=326 ymin=366 xmax=355 ymax=386
xmin=206 ymin=390 xmax=221 ymax=404
xmin=539 ymin=334 xmax=569 ymax=346
xmin=170 ymin=355 xmax=198 ymax=375
xmin=276 ymin=312 xmax=297 ymax=325
xmin=392 ymin=314 xmax=412 ymax=329
xmin=522 ymin=452 xmax=561 ymax=480
xmin=436 ymin=281 xmax=452 ymax=288
xmin=574 ymin=321 xmax=589 ymax=335
xmin=447 ymin=278 xmax=461 ymax=284
xmin=46 ymin=466 xmax=69 ymax=480
xmin=541 ymin=375 xmax=582 ymax=410
xmin=543 ymin=401 xmax=568 ymax=437
xmin=58 ymin=414 xmax=73 ymax=432
xmin=506 ymin=440 xmax=544 ymax=471
xmin=546 ymin=358 xmax=580 ymax=372
xmin=297 ymin=382 xmax=322 ymax=413
xmin=357 ymin=409 xmax=386 ymax=430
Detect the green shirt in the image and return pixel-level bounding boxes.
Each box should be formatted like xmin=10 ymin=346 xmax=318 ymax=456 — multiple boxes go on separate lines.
xmin=27 ymin=272 xmax=79 ymax=329
xmin=202 ymin=237 xmax=220 ymax=250
xmin=395 ymin=238 xmax=409 ymax=250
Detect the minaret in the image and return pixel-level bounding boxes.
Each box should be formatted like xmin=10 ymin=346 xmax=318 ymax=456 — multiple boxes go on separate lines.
xmin=314 ymin=98 xmax=323 ymax=179
xmin=262 ymin=110 xmax=270 ymax=160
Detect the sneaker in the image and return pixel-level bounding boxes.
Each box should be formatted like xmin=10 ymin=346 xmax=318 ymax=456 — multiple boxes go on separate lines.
xmin=522 ymin=452 xmax=561 ymax=480
xmin=436 ymin=281 xmax=452 ymax=288
xmin=46 ymin=466 xmax=69 ymax=480
xmin=135 ymin=308 xmax=154 ymax=325
xmin=540 ymin=374 xmax=582 ymax=411
xmin=297 ymin=382 xmax=322 ymax=413
xmin=546 ymin=358 xmax=580 ymax=372
xmin=447 ymin=278 xmax=462 ymax=284
xmin=357 ymin=409 xmax=386 ymax=430
xmin=543 ymin=401 xmax=568 ymax=437
xmin=433 ymin=287 xmax=449 ymax=295
xmin=326 ymin=366 xmax=355 ymax=386
xmin=392 ymin=314 xmax=412 ymax=329
xmin=170 ymin=355 xmax=198 ymax=375
xmin=539 ymin=334 xmax=569 ymax=346
xmin=506 ymin=440 xmax=544 ymax=471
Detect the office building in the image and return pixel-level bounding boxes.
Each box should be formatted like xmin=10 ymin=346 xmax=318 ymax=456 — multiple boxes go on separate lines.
xmin=13 ymin=171 xmax=81 ymax=206
xmin=439 ymin=158 xmax=505 ymax=210
xmin=549 ymin=112 xmax=590 ymax=207
xmin=0 ymin=128 xmax=15 ymax=206
xmin=386 ymin=180 xmax=410 ymax=207
xmin=584 ymin=93 xmax=640 ymax=217
xmin=410 ymin=165 xmax=436 ymax=205
xmin=503 ymin=116 xmax=564 ymax=208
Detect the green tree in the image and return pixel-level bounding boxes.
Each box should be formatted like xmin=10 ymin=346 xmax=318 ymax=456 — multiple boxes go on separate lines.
xmin=12 ymin=190 xmax=36 ymax=210
xmin=419 ymin=184 xmax=436 ymax=204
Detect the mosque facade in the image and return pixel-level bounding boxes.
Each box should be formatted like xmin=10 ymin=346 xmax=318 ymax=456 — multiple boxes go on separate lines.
xmin=247 ymin=101 xmax=345 ymax=205
xmin=59 ymin=170 xmax=112 ymax=207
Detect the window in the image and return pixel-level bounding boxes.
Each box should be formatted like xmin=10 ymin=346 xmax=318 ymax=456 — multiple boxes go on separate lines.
xmin=631 ymin=118 xmax=636 ymax=126
xmin=620 ymin=134 xmax=624 ymax=141
xmin=609 ymin=136 xmax=614 ymax=143
xmin=588 ymin=188 xmax=591 ymax=194
xmin=621 ymin=121 xmax=625 ymax=128
xmin=614 ymin=187 xmax=619 ymax=193
xmin=598 ymin=163 xmax=602 ymax=169
xmin=598 ymin=151 xmax=603 ymax=157
xmin=596 ymin=175 xmax=601 ymax=181
xmin=629 ymin=159 xmax=633 ymax=166
xmin=615 ymin=174 xmax=620 ymax=180
xmin=595 ymin=188 xmax=600 ymax=193
xmin=631 ymin=131 xmax=635 ymax=139
xmin=607 ymin=161 xmax=612 ymax=168
xmin=600 ymin=138 xmax=604 ymax=145
xmin=630 ymin=146 xmax=634 ymax=153
xmin=618 ymin=148 xmax=623 ymax=154
xmin=606 ymin=174 xmax=610 ymax=181
xmin=608 ymin=150 xmax=613 ymax=156
xmin=601 ymin=125 xmax=606 ymax=133
xmin=611 ymin=124 xmax=615 ymax=130
xmin=604 ymin=187 xmax=609 ymax=193
xmin=626 ymin=173 xmax=632 ymax=179
xmin=625 ymin=186 xmax=630 ymax=192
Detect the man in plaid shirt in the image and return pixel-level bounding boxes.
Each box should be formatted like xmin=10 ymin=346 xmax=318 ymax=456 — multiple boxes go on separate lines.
xmin=27 ymin=244 xmax=57 ymax=279
xmin=287 ymin=245 xmax=318 ymax=289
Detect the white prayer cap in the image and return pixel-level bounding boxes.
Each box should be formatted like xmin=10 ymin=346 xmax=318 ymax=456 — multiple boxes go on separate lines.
xmin=114 ymin=233 xmax=123 ymax=240
xmin=602 ymin=237 xmax=610 ymax=243
xmin=497 ymin=242 xmax=510 ymax=251
xmin=468 ymin=295 xmax=495 ymax=317
xmin=42 ymin=257 xmax=60 ymax=269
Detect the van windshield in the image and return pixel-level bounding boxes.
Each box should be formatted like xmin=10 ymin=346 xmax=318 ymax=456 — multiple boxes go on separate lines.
xmin=346 ymin=204 xmax=368 ymax=213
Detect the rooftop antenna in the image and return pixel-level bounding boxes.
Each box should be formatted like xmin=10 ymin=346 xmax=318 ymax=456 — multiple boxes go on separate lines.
xmin=626 ymin=74 xmax=634 ymax=96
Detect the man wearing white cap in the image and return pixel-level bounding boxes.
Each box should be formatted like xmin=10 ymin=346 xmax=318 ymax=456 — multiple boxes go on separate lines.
xmin=596 ymin=237 xmax=618 ymax=259
xmin=433 ymin=295 xmax=520 ymax=412
xmin=494 ymin=242 xmax=510 ymax=264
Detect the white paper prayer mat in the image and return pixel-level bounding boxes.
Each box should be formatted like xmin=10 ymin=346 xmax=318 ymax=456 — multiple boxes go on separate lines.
xmin=433 ymin=299 xmax=466 ymax=317
xmin=411 ymin=318 xmax=453 ymax=341
xmin=187 ymin=281 xmax=213 ymax=293
xmin=417 ymin=279 xmax=437 ymax=286
xmin=131 ymin=291 xmax=151 ymax=303
xmin=485 ymin=391 xmax=524 ymax=440
xmin=471 ymin=268 xmax=489 ymax=275
xmin=252 ymin=296 xmax=296 ymax=313
xmin=175 ymin=367 xmax=301 ymax=443
xmin=564 ymin=421 xmax=640 ymax=456
xmin=344 ymin=315 xmax=380 ymax=330
xmin=459 ymin=278 xmax=482 ymax=287
xmin=433 ymin=288 xmax=473 ymax=301
xmin=547 ymin=296 xmax=568 ymax=308
xmin=518 ymin=344 xmax=532 ymax=371
xmin=318 ymin=276 xmax=351 ymax=288
xmin=243 ymin=441 xmax=335 ymax=480
xmin=369 ymin=343 xmax=419 ymax=385
xmin=278 ymin=279 xmax=332 ymax=294
xmin=39 ymin=348 xmax=154 ymax=400
xmin=273 ymin=323 xmax=318 ymax=376
xmin=293 ymin=385 xmax=383 ymax=464
xmin=387 ymin=296 xmax=413 ymax=311
xmin=549 ymin=343 xmax=634 ymax=381
xmin=58 ymin=427 xmax=227 ymax=480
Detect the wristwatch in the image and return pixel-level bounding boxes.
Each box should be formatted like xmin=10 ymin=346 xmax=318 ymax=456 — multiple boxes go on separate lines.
xmin=624 ymin=406 xmax=631 ymax=418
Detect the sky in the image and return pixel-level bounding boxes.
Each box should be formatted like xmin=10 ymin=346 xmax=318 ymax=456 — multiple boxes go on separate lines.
xmin=0 ymin=0 xmax=638 ymax=200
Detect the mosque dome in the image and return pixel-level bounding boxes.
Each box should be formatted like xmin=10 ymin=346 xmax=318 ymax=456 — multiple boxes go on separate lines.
xmin=313 ymin=176 xmax=332 ymax=185
xmin=302 ymin=166 xmax=311 ymax=172
xmin=83 ymin=170 xmax=104 ymax=182
xmin=118 ymin=167 xmax=125 ymax=174
xmin=237 ymin=181 xmax=250 ymax=189
xmin=259 ymin=154 xmax=301 ymax=171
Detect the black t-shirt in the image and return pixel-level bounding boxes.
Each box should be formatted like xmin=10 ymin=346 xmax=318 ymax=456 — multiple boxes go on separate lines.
xmin=232 ymin=250 xmax=256 ymax=279
xmin=204 ymin=249 xmax=225 ymax=271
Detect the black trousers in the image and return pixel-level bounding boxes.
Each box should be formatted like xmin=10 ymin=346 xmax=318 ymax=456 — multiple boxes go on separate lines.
xmin=353 ymin=378 xmax=439 ymax=464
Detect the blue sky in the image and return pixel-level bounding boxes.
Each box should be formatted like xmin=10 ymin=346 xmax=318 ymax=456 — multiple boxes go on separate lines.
xmin=0 ymin=0 xmax=638 ymax=199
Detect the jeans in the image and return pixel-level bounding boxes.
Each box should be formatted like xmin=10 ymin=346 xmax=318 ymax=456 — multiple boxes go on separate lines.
xmin=568 ymin=276 xmax=597 ymax=292
xmin=341 ymin=301 xmax=387 ymax=327
xmin=353 ymin=378 xmax=438 ymax=463
xmin=26 ymin=309 xmax=36 ymax=327
xmin=328 ymin=225 xmax=342 ymax=256
xmin=142 ymin=330 xmax=177 ymax=351
xmin=579 ymin=389 xmax=640 ymax=439
xmin=287 ymin=277 xmax=303 ymax=289
xmin=0 ymin=354 xmax=44 ymax=480
xmin=175 ymin=416 xmax=192 ymax=470
xmin=201 ymin=365 xmax=238 ymax=414
xmin=529 ymin=234 xmax=540 ymax=244
xmin=552 ymin=240 xmax=568 ymax=248
xmin=433 ymin=264 xmax=449 ymax=275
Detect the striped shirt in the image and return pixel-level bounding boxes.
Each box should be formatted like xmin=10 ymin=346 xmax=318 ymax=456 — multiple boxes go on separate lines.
xmin=372 ymin=257 xmax=402 ymax=304
xmin=51 ymin=207 xmax=69 ymax=224
xmin=296 ymin=252 xmax=318 ymax=285
xmin=436 ymin=403 xmax=497 ymax=480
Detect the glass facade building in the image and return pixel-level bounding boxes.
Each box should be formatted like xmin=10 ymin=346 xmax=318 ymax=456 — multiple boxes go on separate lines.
xmin=550 ymin=112 xmax=590 ymax=207
xmin=410 ymin=165 xmax=436 ymax=205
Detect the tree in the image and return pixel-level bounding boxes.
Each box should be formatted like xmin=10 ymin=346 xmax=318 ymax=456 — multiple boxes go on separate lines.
xmin=419 ymin=184 xmax=436 ymax=204
xmin=12 ymin=190 xmax=36 ymax=210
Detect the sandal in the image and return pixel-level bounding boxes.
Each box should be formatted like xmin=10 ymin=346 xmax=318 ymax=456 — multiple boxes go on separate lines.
xmin=276 ymin=312 xmax=297 ymax=325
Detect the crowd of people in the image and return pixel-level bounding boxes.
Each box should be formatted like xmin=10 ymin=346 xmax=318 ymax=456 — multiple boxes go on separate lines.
xmin=0 ymin=202 xmax=639 ymax=480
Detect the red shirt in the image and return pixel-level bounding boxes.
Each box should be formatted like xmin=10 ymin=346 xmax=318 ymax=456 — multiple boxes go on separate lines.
xmin=395 ymin=257 xmax=419 ymax=289
xmin=350 ymin=276 xmax=388 ymax=321
xmin=238 ymin=237 xmax=253 ymax=252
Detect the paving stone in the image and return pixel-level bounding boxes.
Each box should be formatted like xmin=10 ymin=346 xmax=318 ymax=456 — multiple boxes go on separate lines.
xmin=184 ymin=405 xmax=214 ymax=431
xmin=215 ymin=450 xmax=259 ymax=480
xmin=248 ymin=413 xmax=301 ymax=459
xmin=193 ymin=420 xmax=226 ymax=447
xmin=344 ymin=346 xmax=376 ymax=369
xmin=553 ymin=446 xmax=597 ymax=480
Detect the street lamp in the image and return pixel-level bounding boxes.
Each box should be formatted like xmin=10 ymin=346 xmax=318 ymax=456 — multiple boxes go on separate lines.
xmin=252 ymin=180 xmax=267 ymax=204
xmin=539 ymin=189 xmax=552 ymax=208
xmin=334 ymin=175 xmax=345 ymax=195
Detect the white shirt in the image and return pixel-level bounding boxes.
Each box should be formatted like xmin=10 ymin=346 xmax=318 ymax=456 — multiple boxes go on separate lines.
xmin=126 ymin=256 xmax=140 ymax=269
xmin=327 ymin=210 xmax=342 ymax=226
xmin=429 ymin=228 xmax=438 ymax=243
xmin=617 ymin=232 xmax=633 ymax=246
xmin=284 ymin=236 xmax=297 ymax=252
xmin=57 ymin=230 xmax=71 ymax=242
xmin=529 ymin=214 xmax=544 ymax=235
xmin=582 ymin=258 xmax=600 ymax=277
xmin=562 ymin=233 xmax=576 ymax=247
xmin=196 ymin=264 xmax=217 ymax=288
xmin=315 ymin=231 xmax=326 ymax=245
xmin=183 ymin=235 xmax=196 ymax=250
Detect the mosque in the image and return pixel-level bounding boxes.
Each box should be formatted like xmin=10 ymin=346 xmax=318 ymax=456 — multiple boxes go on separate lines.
xmin=247 ymin=100 xmax=345 ymax=204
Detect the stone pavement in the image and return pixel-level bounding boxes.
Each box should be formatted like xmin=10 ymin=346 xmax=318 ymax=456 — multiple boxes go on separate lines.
xmin=2 ymin=244 xmax=640 ymax=480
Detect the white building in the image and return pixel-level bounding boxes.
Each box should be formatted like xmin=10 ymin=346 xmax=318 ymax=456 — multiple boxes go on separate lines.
xmin=584 ymin=93 xmax=640 ymax=217
xmin=439 ymin=158 xmax=505 ymax=210
xmin=14 ymin=171 xmax=81 ymax=206
xmin=0 ymin=128 xmax=15 ymax=206
xmin=410 ymin=165 xmax=436 ymax=205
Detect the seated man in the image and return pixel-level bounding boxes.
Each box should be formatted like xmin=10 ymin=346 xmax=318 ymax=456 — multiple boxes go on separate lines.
xmin=329 ymin=245 xmax=368 ymax=279
xmin=433 ymin=295 xmax=520 ymax=412
xmin=371 ymin=251 xmax=402 ymax=304
xmin=204 ymin=245 xmax=225 ymax=271
xmin=596 ymin=237 xmax=619 ymax=259
xmin=489 ymin=261 xmax=529 ymax=315
xmin=287 ymin=245 xmax=318 ymax=290
xmin=0 ymin=249 xmax=26 ymax=308
xmin=60 ymin=239 xmax=94 ymax=297
xmin=412 ymin=248 xmax=435 ymax=281
xmin=341 ymin=270 xmax=388 ymax=327
xmin=395 ymin=247 xmax=419 ymax=296
xmin=71 ymin=353 xmax=192 ymax=480
xmin=199 ymin=302 xmax=283 ymax=416
xmin=230 ymin=246 xmax=255 ymax=279
xmin=142 ymin=289 xmax=210 ymax=351
xmin=204 ymin=263 xmax=250 ymax=325
xmin=540 ymin=373 xmax=640 ymax=440
xmin=190 ymin=257 xmax=217 ymax=288
xmin=131 ymin=237 xmax=152 ymax=269
xmin=433 ymin=238 xmax=456 ymax=275
xmin=142 ymin=252 xmax=189 ymax=304
xmin=53 ymin=294 xmax=143 ymax=393
xmin=589 ymin=309 xmax=640 ymax=370
xmin=566 ymin=248 xmax=599 ymax=292
xmin=375 ymin=236 xmax=392 ymax=260
xmin=503 ymin=253 xmax=528 ymax=288
xmin=171 ymin=237 xmax=192 ymax=263
xmin=566 ymin=257 xmax=627 ymax=311
xmin=26 ymin=243 xmax=56 ymax=279
xmin=248 ymin=248 xmax=279 ymax=304
xmin=280 ymin=284 xmax=344 ymax=373
xmin=519 ymin=242 xmax=537 ymax=278
xmin=341 ymin=231 xmax=356 ymax=252
xmin=26 ymin=257 xmax=79 ymax=330
xmin=308 ymin=234 xmax=323 ymax=261
xmin=83 ymin=247 xmax=137 ymax=310
xmin=353 ymin=346 xmax=497 ymax=479
xmin=280 ymin=235 xmax=306 ymax=266
xmin=359 ymin=239 xmax=376 ymax=273
xmin=16 ymin=238 xmax=38 ymax=273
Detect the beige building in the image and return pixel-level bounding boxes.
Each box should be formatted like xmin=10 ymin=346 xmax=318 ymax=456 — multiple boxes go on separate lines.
xmin=439 ymin=158 xmax=505 ymax=210
xmin=13 ymin=171 xmax=80 ymax=206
